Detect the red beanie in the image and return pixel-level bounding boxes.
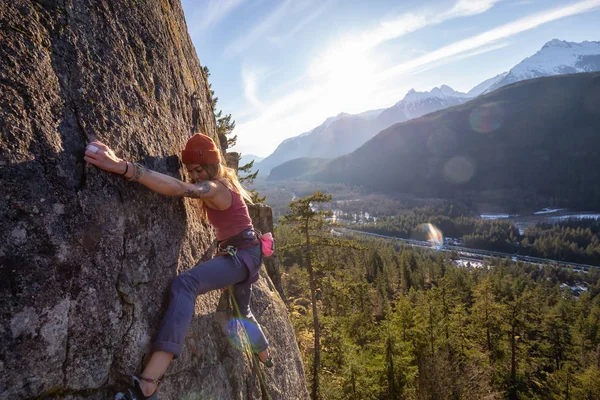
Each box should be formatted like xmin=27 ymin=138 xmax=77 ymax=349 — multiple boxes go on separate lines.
xmin=181 ymin=133 xmax=222 ymax=165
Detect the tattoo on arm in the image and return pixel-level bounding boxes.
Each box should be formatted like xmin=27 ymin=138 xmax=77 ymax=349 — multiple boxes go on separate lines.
xmin=184 ymin=182 xmax=212 ymax=198
xmin=130 ymin=162 xmax=146 ymax=181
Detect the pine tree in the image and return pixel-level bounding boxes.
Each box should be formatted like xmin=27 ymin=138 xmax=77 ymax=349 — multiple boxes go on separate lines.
xmin=238 ymin=158 xmax=265 ymax=203
xmin=280 ymin=192 xmax=334 ymax=400
xmin=202 ymin=66 xmax=264 ymax=203
xmin=471 ymin=277 xmax=504 ymax=365
xmin=385 ymin=325 xmax=400 ymax=400
xmin=201 ymin=66 xmax=237 ymax=150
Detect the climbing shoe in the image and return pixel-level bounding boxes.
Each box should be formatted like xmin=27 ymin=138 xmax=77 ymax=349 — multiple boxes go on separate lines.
xmin=262 ymin=357 xmax=274 ymax=368
xmin=257 ymin=350 xmax=274 ymax=368
xmin=114 ymin=376 xmax=158 ymax=400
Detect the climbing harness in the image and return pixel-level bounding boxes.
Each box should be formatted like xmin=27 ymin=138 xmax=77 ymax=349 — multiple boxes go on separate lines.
xmin=217 ymin=244 xmax=238 ymax=257
xmin=216 ymin=229 xmax=275 ymax=258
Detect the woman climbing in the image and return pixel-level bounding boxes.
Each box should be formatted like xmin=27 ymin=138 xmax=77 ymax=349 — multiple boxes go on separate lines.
xmin=83 ymin=133 xmax=272 ymax=400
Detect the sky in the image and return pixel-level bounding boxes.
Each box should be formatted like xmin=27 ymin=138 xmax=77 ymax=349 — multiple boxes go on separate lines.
xmin=180 ymin=0 xmax=600 ymax=157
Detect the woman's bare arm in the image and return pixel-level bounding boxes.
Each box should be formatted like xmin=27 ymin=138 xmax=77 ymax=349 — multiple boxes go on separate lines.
xmin=83 ymin=140 xmax=219 ymax=198
xmin=123 ymin=163 xmax=220 ymax=198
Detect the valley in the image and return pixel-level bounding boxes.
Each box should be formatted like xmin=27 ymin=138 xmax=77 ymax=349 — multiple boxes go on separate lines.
xmin=336 ymin=226 xmax=596 ymax=274
xmin=249 ymin=38 xmax=600 ymax=399
xmin=254 ymin=176 xmax=600 ymax=267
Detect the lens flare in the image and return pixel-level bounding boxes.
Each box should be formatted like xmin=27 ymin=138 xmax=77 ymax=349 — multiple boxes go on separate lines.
xmin=469 ymin=102 xmax=504 ymax=134
xmin=226 ymin=317 xmax=263 ymax=352
xmin=443 ymin=156 xmax=475 ymax=184
xmin=417 ymin=223 xmax=444 ymax=247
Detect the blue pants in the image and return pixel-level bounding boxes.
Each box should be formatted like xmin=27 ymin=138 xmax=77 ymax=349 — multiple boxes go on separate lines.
xmin=150 ymin=245 xmax=269 ymax=357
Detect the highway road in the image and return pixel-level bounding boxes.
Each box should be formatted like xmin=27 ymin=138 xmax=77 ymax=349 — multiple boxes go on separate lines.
xmin=334 ymin=227 xmax=597 ymax=272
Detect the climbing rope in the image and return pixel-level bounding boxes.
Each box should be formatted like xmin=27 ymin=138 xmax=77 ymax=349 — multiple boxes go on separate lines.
xmin=226 ymin=285 xmax=273 ymax=400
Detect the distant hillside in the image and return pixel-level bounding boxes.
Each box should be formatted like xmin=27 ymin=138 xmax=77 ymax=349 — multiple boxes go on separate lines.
xmin=257 ymin=87 xmax=471 ymax=174
xmin=239 ymin=154 xmax=264 ymax=166
xmin=238 ymin=154 xmax=263 ymax=174
xmin=267 ymin=157 xmax=329 ymax=181
xmin=312 ymin=72 xmax=600 ymax=211
xmin=257 ymin=110 xmax=383 ymax=173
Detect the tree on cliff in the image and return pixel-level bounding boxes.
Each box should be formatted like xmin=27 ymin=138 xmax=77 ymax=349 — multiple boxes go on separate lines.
xmin=239 ymin=159 xmax=266 ymax=203
xmin=202 ymin=66 xmax=264 ymax=203
xmin=280 ymin=192 xmax=334 ymax=400
xmin=202 ymin=66 xmax=236 ymax=150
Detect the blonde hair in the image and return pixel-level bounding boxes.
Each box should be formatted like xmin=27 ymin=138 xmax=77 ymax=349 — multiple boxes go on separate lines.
xmin=204 ymin=163 xmax=253 ymax=204
xmin=190 ymin=162 xmax=253 ymax=218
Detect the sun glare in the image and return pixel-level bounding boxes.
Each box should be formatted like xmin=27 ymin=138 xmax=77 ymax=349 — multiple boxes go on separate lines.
xmin=308 ymin=41 xmax=378 ymax=112
xmin=310 ymin=41 xmax=376 ymax=81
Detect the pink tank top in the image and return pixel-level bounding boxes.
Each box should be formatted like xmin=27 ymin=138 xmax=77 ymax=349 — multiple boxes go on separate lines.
xmin=206 ymin=182 xmax=253 ymax=241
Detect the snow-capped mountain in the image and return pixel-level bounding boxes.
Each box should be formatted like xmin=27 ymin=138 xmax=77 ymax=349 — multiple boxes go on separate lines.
xmin=258 ymin=86 xmax=468 ymax=174
xmin=484 ymin=39 xmax=600 ymax=93
xmin=467 ymin=72 xmax=508 ymax=97
xmin=259 ymin=39 xmax=600 ymax=176
xmin=377 ymin=85 xmax=470 ymax=127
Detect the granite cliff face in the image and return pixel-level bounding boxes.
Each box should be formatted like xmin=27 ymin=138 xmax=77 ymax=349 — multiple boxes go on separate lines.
xmin=0 ymin=1 xmax=307 ymax=399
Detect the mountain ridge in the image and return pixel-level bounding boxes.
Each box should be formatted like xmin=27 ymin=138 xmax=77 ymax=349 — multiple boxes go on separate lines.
xmin=258 ymin=39 xmax=600 ymax=175
xmin=484 ymin=38 xmax=600 ymax=93
xmin=258 ymin=85 xmax=472 ymax=174
xmin=310 ymin=72 xmax=600 ymax=211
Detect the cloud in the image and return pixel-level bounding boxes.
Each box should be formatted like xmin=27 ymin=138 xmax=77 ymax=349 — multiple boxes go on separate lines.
xmin=234 ymin=0 xmax=504 ymax=154
xmin=241 ymin=65 xmax=266 ymax=108
xmin=268 ymin=2 xmax=331 ymax=46
xmin=224 ymin=0 xmax=293 ymax=57
xmin=307 ymin=0 xmax=503 ymax=82
xmin=192 ymin=0 xmax=245 ymax=31
xmin=233 ymin=0 xmax=600 ymax=156
xmin=401 ymin=41 xmax=512 ymax=79
xmin=510 ymin=0 xmax=537 ymax=6
xmin=286 ymin=3 xmax=329 ymax=37
xmin=376 ymin=0 xmax=600 ymax=83
xmin=356 ymin=0 xmax=503 ymax=50
xmin=444 ymin=0 xmax=504 ymax=17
